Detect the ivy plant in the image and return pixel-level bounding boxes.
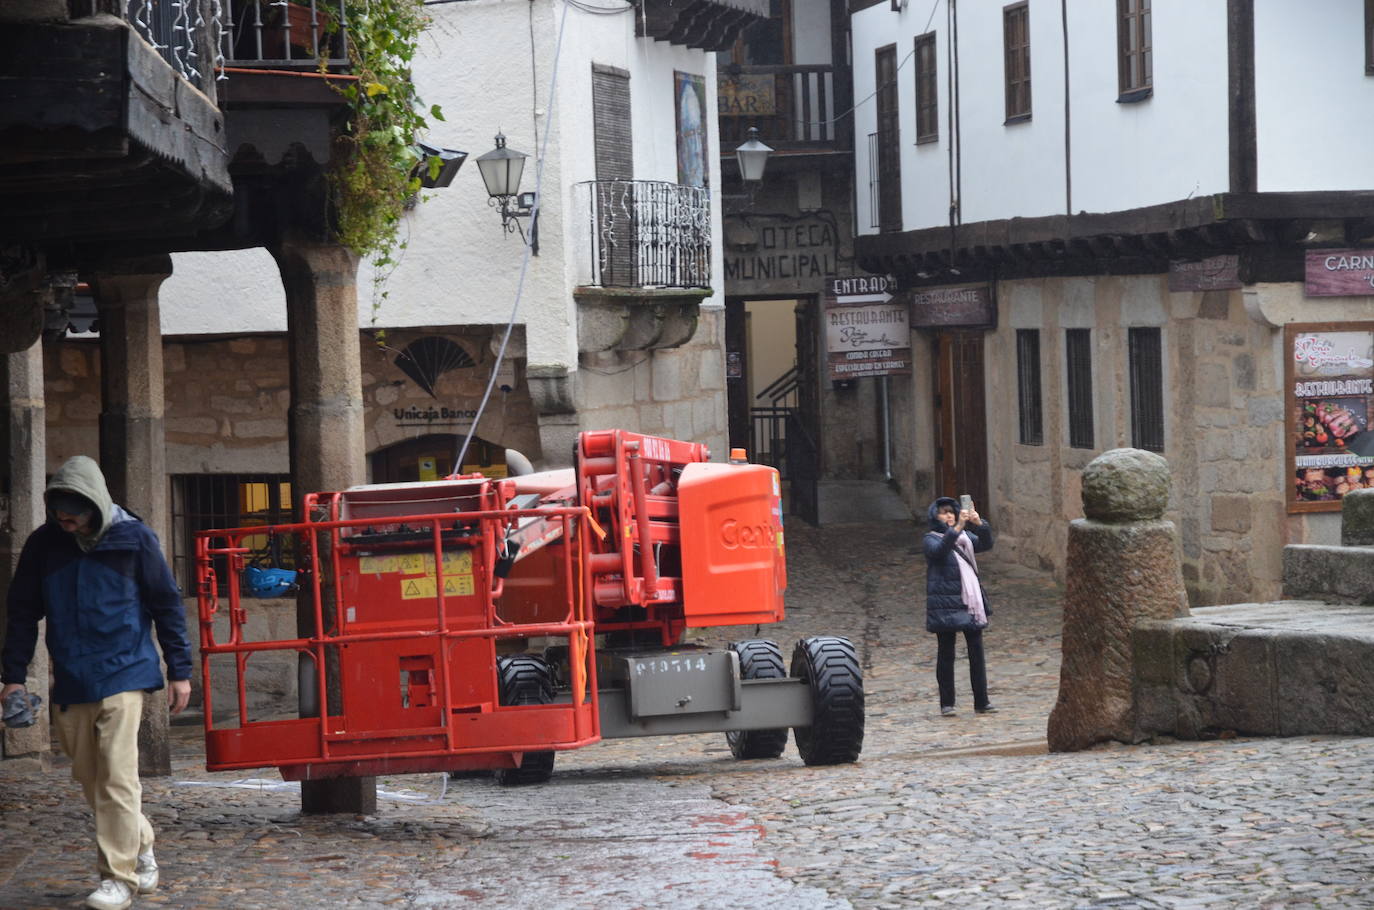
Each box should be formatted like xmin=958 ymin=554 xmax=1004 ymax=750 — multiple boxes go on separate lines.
xmin=325 ymin=0 xmax=444 ymax=329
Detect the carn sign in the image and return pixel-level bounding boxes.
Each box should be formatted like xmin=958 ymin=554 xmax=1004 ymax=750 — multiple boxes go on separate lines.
xmin=1305 ymin=249 xmax=1374 ymax=297
xmin=824 ymin=275 xmax=911 ymax=381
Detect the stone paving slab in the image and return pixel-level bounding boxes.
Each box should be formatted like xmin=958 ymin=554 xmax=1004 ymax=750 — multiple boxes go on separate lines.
xmin=1 ymin=521 xmax=1372 ymax=908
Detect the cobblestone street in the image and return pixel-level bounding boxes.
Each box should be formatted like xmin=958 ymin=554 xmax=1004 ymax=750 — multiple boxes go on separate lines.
xmin=2 ymin=520 xmax=1372 ymax=909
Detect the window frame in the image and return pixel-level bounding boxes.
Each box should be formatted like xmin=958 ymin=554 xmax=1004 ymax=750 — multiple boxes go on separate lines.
xmin=914 ymin=31 xmax=939 ymax=144
xmin=874 ymin=43 xmax=903 ymax=232
xmin=1128 ymin=326 xmax=1165 ymax=453
xmin=1065 ymin=328 xmax=1095 ymax=450
xmin=1016 ymin=328 xmax=1044 ymax=446
xmin=1117 ymin=0 xmax=1153 ymax=102
xmin=1003 ymin=2 xmax=1032 ymax=123
xmin=1366 ymin=0 xmax=1374 ymax=74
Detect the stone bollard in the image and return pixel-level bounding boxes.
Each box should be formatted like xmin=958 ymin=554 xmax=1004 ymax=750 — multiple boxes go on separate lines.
xmin=1047 ymin=448 xmax=1189 ymax=752
xmin=1341 ymin=487 xmax=1374 ymax=547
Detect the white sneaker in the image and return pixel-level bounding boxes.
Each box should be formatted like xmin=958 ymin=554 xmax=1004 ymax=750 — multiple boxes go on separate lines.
xmin=135 ymin=849 xmax=158 ymax=893
xmin=84 ymin=879 xmax=133 ymax=910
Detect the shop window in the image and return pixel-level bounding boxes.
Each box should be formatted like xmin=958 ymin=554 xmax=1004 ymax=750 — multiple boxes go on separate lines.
xmin=171 ymin=474 xmax=293 ymax=593
xmin=915 ymin=31 xmax=938 ymax=143
xmin=1129 ymin=327 xmax=1165 ymax=452
xmin=1016 ymin=329 xmax=1043 ymax=445
xmin=1066 ymin=328 xmax=1094 ymax=449
xmin=1004 ymin=2 xmax=1031 ymax=122
xmin=1118 ymin=0 xmax=1152 ymax=100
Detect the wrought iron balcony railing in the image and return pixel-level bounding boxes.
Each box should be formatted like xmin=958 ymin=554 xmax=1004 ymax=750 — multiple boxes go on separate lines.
xmin=70 ymin=0 xmax=220 ymax=89
xmin=223 ymin=0 xmax=349 ymax=67
xmin=574 ymin=180 xmax=711 ymax=290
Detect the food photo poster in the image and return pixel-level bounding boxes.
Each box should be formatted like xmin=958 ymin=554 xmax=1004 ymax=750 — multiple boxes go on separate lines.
xmin=1288 ymin=324 xmax=1374 ymax=511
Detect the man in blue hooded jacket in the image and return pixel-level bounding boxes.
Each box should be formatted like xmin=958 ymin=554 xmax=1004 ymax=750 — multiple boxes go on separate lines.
xmin=1 ymin=455 xmax=192 ymax=910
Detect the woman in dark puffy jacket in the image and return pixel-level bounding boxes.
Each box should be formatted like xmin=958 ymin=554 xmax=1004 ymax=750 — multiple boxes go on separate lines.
xmin=923 ymin=496 xmax=995 ymax=717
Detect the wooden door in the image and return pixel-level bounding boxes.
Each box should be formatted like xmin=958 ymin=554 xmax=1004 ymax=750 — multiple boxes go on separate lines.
xmin=725 ymin=299 xmax=750 ymax=449
xmin=788 ymin=298 xmax=821 ymax=524
xmin=934 ymin=331 xmax=989 ymax=510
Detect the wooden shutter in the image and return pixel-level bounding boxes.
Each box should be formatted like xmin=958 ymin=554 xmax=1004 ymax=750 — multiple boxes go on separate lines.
xmin=592 ymin=64 xmax=633 ymax=180
xmin=875 ymin=45 xmax=902 ymax=233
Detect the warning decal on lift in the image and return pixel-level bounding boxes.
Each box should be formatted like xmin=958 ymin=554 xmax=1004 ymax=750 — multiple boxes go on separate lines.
xmin=400 ymin=575 xmax=474 ymax=599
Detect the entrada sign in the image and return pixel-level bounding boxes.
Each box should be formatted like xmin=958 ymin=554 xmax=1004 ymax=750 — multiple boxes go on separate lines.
xmin=823 ymin=275 xmax=910 ymax=380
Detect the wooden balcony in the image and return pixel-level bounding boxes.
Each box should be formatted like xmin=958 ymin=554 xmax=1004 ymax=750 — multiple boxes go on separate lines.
xmin=717 ymin=64 xmax=850 ymax=153
xmin=636 ymin=0 xmax=768 ymax=51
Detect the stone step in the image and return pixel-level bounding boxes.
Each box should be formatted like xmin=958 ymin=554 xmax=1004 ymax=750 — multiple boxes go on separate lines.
xmin=1134 ymin=601 xmax=1374 ymax=739
xmin=815 ymin=480 xmax=912 ymax=524
xmin=1282 ymin=544 xmax=1374 ymax=602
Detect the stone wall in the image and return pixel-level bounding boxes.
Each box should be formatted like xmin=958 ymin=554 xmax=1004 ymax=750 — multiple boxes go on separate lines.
xmin=574 ymin=306 xmax=729 ymax=458
xmin=43 ymin=326 xmax=544 ymax=475
xmin=986 ymin=275 xmax=1288 ymax=605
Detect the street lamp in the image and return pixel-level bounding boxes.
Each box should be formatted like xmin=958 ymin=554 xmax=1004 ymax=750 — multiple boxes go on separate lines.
xmin=476 ymin=132 xmax=537 ymax=253
xmin=734 ymin=126 xmax=773 ymax=184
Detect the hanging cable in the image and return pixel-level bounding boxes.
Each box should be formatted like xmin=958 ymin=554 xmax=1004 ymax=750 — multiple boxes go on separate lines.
xmin=453 ymin=0 xmax=572 ymax=474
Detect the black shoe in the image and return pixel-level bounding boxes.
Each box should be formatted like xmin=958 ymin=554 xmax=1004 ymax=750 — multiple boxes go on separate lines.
xmin=940 ymin=705 xmax=957 ymax=717
xmin=975 ymin=704 xmax=998 ymax=714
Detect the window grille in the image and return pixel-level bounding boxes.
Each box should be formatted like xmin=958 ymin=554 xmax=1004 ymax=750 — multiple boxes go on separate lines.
xmin=1118 ymin=0 xmax=1152 ymax=98
xmin=1065 ymin=328 xmax=1094 ymax=449
xmin=171 ymin=474 xmax=293 ymax=593
xmin=867 ymin=132 xmax=881 ymax=229
xmin=1003 ymin=3 xmax=1031 ymax=121
xmin=1129 ymin=327 xmax=1165 ymax=452
xmin=1016 ymin=329 xmax=1043 ymax=445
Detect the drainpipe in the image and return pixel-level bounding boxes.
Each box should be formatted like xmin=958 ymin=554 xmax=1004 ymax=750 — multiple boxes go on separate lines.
xmin=880 ymin=374 xmax=892 ymax=480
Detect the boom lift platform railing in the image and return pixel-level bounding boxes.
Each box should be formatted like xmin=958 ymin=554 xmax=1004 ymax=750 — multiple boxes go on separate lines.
xmin=196 ymin=430 xmax=864 ymax=784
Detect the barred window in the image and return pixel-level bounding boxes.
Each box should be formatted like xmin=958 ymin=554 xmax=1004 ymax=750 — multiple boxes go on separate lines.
xmin=1065 ymin=329 xmax=1094 ymax=449
xmin=1004 ymin=2 xmax=1031 ymax=122
xmin=915 ymin=32 xmax=938 ymax=143
xmin=1129 ymin=327 xmax=1165 ymax=452
xmin=1118 ymin=0 xmax=1152 ymax=98
xmin=1016 ymin=329 xmax=1043 ymax=445
xmin=171 ymin=474 xmax=294 ymax=593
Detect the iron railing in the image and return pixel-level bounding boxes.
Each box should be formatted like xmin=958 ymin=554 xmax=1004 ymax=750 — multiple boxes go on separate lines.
xmin=222 ymin=0 xmax=349 ymax=67
xmin=575 ymin=180 xmax=711 ymax=289
xmin=71 ymin=0 xmax=221 ymax=88
xmin=717 ymin=64 xmax=841 ymax=149
xmin=750 ymin=366 xmax=799 ymax=473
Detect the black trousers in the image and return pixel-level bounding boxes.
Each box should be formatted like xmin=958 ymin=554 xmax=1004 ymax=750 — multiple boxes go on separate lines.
xmin=936 ymin=628 xmax=989 ymax=710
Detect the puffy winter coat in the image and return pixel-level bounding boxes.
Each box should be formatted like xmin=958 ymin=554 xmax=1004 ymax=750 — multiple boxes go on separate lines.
xmin=923 ymin=496 xmax=994 ymax=633
xmin=1 ymin=456 xmax=192 ymax=705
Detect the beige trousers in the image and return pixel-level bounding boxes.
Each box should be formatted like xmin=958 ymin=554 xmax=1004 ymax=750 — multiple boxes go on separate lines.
xmin=53 ymin=690 xmax=154 ymax=888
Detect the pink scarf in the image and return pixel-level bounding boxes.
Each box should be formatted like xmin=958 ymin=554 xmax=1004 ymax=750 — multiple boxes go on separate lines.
xmin=954 ymin=532 xmax=987 ymax=626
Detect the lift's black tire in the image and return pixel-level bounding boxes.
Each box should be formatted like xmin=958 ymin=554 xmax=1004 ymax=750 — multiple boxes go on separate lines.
xmin=494 ymin=655 xmax=556 ymax=786
xmin=790 ymin=636 xmax=864 ymax=766
xmin=725 ymin=639 xmax=790 ymax=760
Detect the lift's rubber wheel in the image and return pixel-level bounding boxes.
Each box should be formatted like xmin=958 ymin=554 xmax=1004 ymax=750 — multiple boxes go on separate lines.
xmin=494 ymin=655 xmax=557 ymax=786
xmin=725 ymin=639 xmax=790 ymax=760
xmin=790 ymin=636 xmax=864 ymax=766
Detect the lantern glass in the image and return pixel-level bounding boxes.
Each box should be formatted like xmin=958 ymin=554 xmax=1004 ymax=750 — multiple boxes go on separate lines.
xmin=734 ymin=127 xmax=773 ymax=183
xmin=476 ymin=133 xmax=528 ymax=199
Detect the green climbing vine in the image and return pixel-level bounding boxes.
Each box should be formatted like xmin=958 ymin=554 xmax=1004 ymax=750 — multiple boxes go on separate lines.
xmin=326 ymin=0 xmax=444 ymax=330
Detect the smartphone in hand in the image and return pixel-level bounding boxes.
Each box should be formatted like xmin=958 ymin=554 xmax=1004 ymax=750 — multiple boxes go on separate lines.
xmin=959 ymin=493 xmax=973 ymax=513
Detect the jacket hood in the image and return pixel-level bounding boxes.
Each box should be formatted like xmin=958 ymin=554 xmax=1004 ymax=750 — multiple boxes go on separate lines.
xmin=927 ymin=497 xmax=960 ymax=532
xmin=46 ymin=455 xmax=117 ymax=549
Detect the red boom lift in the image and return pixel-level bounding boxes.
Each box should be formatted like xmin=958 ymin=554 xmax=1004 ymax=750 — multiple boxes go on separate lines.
xmin=195 ymin=430 xmax=864 ymax=783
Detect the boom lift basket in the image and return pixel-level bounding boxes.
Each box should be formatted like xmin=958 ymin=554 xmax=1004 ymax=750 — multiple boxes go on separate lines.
xmin=195 ymin=474 xmax=601 ymax=780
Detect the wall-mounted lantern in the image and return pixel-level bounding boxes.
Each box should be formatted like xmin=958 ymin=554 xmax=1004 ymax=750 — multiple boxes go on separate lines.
xmin=476 ymin=132 xmax=537 ymax=254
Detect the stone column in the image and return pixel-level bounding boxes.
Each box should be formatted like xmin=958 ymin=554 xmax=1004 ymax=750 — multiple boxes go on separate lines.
xmin=91 ymin=256 xmax=175 ymax=777
xmin=1047 ymin=448 xmax=1189 ymax=752
xmin=271 ymin=234 xmax=374 ymax=814
xmin=1 ymin=338 xmax=50 ymax=760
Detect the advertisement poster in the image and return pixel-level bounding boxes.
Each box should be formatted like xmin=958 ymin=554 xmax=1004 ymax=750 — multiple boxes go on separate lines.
xmin=1287 ymin=324 xmax=1374 ymax=512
